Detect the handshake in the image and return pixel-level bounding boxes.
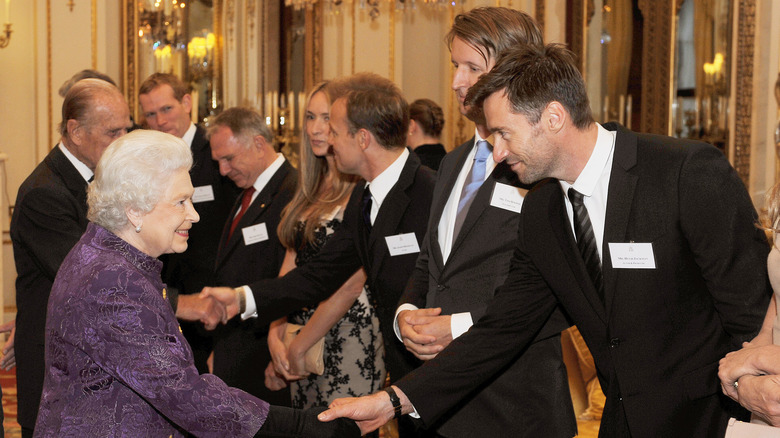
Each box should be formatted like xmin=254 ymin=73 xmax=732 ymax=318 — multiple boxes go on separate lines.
xmin=175 ymin=287 xmax=246 ymax=330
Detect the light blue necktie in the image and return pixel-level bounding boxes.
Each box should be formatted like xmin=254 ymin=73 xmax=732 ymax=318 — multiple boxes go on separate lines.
xmin=453 ymin=140 xmax=491 ymax=239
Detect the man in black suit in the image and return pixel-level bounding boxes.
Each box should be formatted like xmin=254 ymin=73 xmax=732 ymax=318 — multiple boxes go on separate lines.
xmin=203 ymin=73 xmax=436 ymax=437
xmin=394 ymin=8 xmax=574 ymax=437
xmin=139 ymin=73 xmax=239 ymax=373
xmin=320 ymin=44 xmax=771 ymax=438
xmin=10 ymin=79 xmax=132 ymax=437
xmin=207 ymin=107 xmax=297 ymax=406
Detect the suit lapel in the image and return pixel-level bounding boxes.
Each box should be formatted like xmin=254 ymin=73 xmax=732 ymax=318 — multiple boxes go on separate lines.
xmin=48 ymin=146 xmax=89 ymax=208
xmin=549 ymin=184 xmax=608 ymax=324
xmin=450 ymin=161 xmax=524 ymax=256
xmin=428 ymin=139 xmax=474 ymax=274
xmin=601 ymin=123 xmax=638 ymax=314
xmin=216 ymin=161 xmax=292 ymax=268
xmin=367 ymin=153 xmax=420 ymax=283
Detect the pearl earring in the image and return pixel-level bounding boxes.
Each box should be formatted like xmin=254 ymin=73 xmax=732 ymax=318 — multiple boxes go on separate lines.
xmin=135 ymin=224 xmax=142 ymax=233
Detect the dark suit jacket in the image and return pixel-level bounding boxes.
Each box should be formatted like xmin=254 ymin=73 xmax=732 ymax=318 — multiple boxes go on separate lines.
xmin=161 ymin=125 xmax=239 ymax=373
xmin=399 ymin=138 xmax=575 ymax=437
xmin=247 ymin=152 xmax=436 ymax=382
xmin=211 ymin=159 xmax=297 ymax=405
xmin=10 ymin=145 xmax=90 ymax=430
xmin=396 ymin=123 xmax=771 ymax=438
xmin=412 ymin=143 xmax=446 ymax=171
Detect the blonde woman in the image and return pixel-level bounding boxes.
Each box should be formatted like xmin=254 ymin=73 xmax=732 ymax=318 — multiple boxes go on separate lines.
xmin=720 ymin=182 xmax=780 ymax=428
xmin=265 ymin=82 xmax=385 ymax=409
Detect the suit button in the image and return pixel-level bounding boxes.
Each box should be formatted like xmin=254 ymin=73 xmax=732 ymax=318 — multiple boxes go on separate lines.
xmin=436 ymin=284 xmax=446 ymax=291
xmin=610 ymin=338 xmax=621 ymax=348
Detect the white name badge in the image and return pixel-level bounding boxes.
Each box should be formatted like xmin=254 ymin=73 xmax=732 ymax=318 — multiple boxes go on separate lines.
xmin=490 ymin=182 xmax=526 ymax=214
xmin=242 ymin=223 xmax=269 ymax=246
xmin=385 ymin=232 xmax=420 ymax=256
xmin=192 ymin=185 xmax=215 ymax=203
xmin=608 ymin=242 xmax=656 ymax=269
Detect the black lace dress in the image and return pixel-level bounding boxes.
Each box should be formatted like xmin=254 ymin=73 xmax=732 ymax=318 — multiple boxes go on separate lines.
xmin=288 ymin=208 xmax=385 ymax=409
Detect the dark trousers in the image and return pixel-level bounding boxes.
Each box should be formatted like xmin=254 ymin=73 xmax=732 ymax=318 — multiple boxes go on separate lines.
xmin=255 ymin=406 xmax=360 ymax=438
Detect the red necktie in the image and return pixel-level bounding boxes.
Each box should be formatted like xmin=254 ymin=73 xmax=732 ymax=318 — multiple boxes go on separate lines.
xmin=228 ymin=187 xmax=256 ymax=241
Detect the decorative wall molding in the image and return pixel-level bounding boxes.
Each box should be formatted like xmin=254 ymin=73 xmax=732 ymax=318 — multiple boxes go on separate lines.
xmin=47 ymin=0 xmax=53 ymax=149
xmin=637 ymin=0 xmax=673 ymax=135
xmin=535 ymin=0 xmax=544 ymax=33
xmin=91 ymin=0 xmax=96 ymax=68
xmin=734 ymin=0 xmax=756 ymax=186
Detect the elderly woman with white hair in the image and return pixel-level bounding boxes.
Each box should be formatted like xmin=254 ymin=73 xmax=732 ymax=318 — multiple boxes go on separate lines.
xmin=34 ymin=129 xmax=359 ymax=437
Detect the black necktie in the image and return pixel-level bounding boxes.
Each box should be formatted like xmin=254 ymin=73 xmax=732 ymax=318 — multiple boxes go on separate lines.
xmin=361 ymin=185 xmax=373 ymax=232
xmin=568 ymin=188 xmax=604 ymax=303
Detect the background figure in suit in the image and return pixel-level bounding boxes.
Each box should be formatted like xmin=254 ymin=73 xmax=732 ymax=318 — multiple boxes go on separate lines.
xmin=407 ymin=99 xmax=446 ymax=171
xmin=10 ymin=79 xmax=132 ymax=437
xmin=395 ymin=8 xmax=575 ymax=437
xmin=203 ymin=73 xmax=436 ymax=437
xmin=321 ymin=43 xmax=771 ymax=438
xmin=208 ymin=107 xmax=297 ymax=406
xmin=266 ymin=81 xmax=385 ymax=410
xmin=139 ymin=73 xmax=239 ymax=374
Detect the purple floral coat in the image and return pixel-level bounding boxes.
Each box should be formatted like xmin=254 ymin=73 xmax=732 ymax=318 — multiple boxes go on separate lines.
xmin=34 ymin=223 xmax=268 ymax=437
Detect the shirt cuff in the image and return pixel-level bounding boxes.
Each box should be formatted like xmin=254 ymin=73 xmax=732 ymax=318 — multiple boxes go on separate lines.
xmin=450 ymin=312 xmax=473 ymax=339
xmin=394 ymin=303 xmax=420 ymax=341
xmin=241 ymin=285 xmax=258 ymax=320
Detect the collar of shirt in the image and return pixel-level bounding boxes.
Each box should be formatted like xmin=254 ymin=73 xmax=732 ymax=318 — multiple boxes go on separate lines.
xmin=365 ymin=147 xmax=410 ymax=224
xmin=249 ymin=153 xmax=286 ymax=202
xmin=558 ymin=123 xmax=616 ymax=261
xmin=560 ymin=123 xmax=615 ymax=197
xmin=181 ymin=123 xmax=197 ymax=147
xmin=59 ymin=141 xmax=93 ymax=183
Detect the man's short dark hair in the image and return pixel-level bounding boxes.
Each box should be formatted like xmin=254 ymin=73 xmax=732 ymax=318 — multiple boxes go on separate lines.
xmin=466 ymin=44 xmax=594 ymax=130
xmin=329 ymin=73 xmax=409 ymax=150
xmin=139 ymin=73 xmax=190 ymax=101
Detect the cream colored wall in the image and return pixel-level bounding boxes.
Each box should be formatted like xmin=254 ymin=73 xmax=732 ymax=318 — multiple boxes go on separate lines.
xmin=749 ymin=0 xmax=780 ymax=207
xmin=0 ymin=0 xmax=121 ymax=321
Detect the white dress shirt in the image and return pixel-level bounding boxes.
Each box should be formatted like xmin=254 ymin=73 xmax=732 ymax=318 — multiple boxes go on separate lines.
xmin=558 ymin=123 xmax=616 ymax=261
xmin=181 ymin=123 xmax=197 ymax=147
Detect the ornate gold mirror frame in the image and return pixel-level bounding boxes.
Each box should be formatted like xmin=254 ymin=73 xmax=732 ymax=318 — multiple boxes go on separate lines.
xmin=121 ymin=0 xmax=224 ymax=125
xmin=568 ymin=0 xmax=755 ymax=185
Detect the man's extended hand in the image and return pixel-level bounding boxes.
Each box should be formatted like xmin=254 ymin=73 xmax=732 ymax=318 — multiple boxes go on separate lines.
xmin=318 ymin=386 xmax=412 ymax=434
xmin=398 ymin=308 xmax=452 ymax=360
xmin=200 ymin=286 xmax=241 ymax=325
xmin=0 ymin=320 xmax=15 ymax=370
xmin=176 ymin=294 xmax=227 ymax=330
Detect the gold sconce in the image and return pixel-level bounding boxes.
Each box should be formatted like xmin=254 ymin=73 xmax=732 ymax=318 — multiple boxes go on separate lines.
xmin=0 ymin=0 xmax=11 ymax=49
